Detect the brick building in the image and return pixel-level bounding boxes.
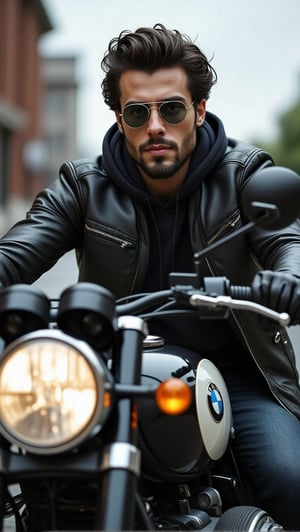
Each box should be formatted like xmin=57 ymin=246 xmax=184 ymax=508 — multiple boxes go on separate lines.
xmin=0 ymin=0 xmax=52 ymax=231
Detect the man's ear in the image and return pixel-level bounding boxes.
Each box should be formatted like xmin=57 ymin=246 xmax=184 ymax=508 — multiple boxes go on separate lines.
xmin=196 ymin=99 xmax=206 ymax=127
xmin=115 ymin=111 xmax=124 ymax=133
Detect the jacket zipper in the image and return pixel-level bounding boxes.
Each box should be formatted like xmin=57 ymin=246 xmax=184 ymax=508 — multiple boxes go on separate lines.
xmin=207 ymin=214 xmax=240 ymax=246
xmin=85 ymin=223 xmax=135 ymax=249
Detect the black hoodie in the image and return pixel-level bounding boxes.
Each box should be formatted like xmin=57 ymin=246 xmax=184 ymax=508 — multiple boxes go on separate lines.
xmin=102 ymin=112 xmax=239 ymax=355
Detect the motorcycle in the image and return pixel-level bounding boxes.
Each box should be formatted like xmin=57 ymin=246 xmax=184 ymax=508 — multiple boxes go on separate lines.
xmin=0 ymin=167 xmax=299 ymax=531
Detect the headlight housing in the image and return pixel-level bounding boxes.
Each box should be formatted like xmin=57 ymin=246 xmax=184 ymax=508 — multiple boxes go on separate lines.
xmin=0 ymin=330 xmax=113 ymax=454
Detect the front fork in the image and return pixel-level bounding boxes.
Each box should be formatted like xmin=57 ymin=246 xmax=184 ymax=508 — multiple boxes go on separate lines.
xmin=97 ymin=316 xmax=148 ymax=530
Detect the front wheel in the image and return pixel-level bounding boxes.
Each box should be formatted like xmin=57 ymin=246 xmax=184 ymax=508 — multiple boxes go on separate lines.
xmin=215 ymin=506 xmax=282 ymax=531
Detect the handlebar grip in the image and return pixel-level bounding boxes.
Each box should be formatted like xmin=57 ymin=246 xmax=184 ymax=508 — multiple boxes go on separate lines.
xmin=229 ymin=285 xmax=252 ymax=300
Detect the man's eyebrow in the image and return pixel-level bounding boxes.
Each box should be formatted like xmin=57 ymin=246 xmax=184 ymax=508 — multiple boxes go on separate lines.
xmin=124 ymin=96 xmax=186 ymax=106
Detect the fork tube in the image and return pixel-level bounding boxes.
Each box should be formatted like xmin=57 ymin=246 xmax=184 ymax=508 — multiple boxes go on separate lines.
xmin=96 ymin=317 xmax=147 ymax=530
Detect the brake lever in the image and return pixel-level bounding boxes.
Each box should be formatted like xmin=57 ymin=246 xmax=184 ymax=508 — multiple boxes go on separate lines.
xmin=189 ymin=293 xmax=290 ymax=327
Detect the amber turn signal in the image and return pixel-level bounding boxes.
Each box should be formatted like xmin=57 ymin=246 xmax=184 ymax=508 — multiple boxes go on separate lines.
xmin=156 ymin=378 xmax=192 ymax=415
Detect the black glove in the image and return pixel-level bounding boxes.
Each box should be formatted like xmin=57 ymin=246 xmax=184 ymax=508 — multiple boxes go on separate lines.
xmin=251 ymin=270 xmax=300 ymax=325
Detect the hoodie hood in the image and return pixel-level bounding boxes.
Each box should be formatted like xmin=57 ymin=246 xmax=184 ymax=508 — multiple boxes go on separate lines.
xmin=102 ymin=111 xmax=228 ymax=205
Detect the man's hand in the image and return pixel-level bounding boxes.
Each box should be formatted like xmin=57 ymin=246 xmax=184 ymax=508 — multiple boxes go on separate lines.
xmin=252 ymin=270 xmax=300 ymax=325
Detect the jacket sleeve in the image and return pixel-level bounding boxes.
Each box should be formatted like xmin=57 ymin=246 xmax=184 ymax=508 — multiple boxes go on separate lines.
xmin=0 ymin=165 xmax=84 ymax=286
xmin=247 ymin=218 xmax=300 ymax=278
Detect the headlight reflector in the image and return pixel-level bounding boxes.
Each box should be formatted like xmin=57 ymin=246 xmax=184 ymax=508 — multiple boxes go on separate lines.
xmin=0 ymin=330 xmax=112 ymax=454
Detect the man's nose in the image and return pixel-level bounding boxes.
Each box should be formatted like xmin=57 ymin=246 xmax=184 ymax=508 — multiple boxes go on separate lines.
xmin=146 ymin=107 xmax=166 ymax=135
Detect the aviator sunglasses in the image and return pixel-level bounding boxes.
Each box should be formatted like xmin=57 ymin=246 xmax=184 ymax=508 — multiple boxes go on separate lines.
xmin=119 ymin=100 xmax=194 ymax=128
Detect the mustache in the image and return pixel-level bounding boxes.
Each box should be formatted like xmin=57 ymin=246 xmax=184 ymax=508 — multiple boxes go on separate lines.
xmin=139 ymin=137 xmax=177 ymax=151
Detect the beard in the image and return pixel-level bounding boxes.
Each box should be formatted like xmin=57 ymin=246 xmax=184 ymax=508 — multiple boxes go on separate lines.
xmin=124 ymin=127 xmax=197 ymax=180
xmin=136 ymin=154 xmax=189 ymax=180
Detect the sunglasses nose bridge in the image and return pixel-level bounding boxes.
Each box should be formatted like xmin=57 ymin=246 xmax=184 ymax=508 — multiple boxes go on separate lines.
xmin=147 ymin=104 xmax=159 ymax=112
xmin=147 ymin=104 xmax=165 ymax=125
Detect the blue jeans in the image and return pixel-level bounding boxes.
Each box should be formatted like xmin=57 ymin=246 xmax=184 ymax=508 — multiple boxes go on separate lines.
xmin=224 ymin=369 xmax=300 ymax=530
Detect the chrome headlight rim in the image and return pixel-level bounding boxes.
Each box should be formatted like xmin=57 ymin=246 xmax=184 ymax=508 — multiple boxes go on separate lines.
xmin=0 ymin=329 xmax=113 ymax=455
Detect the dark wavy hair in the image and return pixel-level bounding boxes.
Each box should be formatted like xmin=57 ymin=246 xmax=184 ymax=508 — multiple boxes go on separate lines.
xmin=101 ymin=24 xmax=217 ymax=111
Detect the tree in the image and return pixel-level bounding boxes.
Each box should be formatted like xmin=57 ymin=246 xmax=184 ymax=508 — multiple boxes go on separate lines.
xmin=254 ymin=92 xmax=300 ymax=174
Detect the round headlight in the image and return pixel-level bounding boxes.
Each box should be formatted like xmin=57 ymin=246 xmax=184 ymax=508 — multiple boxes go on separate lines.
xmin=0 ymin=330 xmax=113 ymax=454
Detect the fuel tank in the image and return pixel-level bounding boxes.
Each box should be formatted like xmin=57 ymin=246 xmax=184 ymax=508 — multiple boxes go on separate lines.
xmin=138 ymin=336 xmax=232 ymax=482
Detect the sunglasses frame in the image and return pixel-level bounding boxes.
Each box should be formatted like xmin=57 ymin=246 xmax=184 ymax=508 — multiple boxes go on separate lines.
xmin=119 ymin=100 xmax=194 ymax=128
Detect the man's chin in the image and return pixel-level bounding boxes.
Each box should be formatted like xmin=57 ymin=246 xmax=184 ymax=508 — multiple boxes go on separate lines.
xmin=138 ymin=161 xmax=180 ymax=180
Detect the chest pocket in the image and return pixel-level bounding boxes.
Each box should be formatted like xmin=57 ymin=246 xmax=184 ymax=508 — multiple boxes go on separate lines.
xmin=80 ymin=220 xmax=138 ymax=297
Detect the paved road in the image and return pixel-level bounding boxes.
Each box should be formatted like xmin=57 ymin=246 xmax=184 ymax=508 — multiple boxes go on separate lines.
xmin=33 ymin=250 xmax=78 ymax=298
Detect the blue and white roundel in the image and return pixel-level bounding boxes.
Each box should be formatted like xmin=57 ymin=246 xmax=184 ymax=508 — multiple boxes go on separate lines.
xmin=195 ymin=359 xmax=232 ymax=459
xmin=207 ymin=383 xmax=223 ymax=422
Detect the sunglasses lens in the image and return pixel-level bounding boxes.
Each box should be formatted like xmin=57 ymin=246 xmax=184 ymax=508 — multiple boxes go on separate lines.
xmin=123 ymin=104 xmax=149 ymax=127
xmin=122 ymin=101 xmax=190 ymax=127
xmin=160 ymin=101 xmax=187 ymax=124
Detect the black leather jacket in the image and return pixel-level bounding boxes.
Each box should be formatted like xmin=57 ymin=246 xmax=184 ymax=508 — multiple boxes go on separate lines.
xmin=1 ymin=137 xmax=300 ymax=420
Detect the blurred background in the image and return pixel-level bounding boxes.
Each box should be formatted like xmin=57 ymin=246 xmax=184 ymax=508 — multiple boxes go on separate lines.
xmin=1 ymin=0 xmax=300 ymax=356
xmin=1 ymin=0 xmax=300 ymax=233
xmin=1 ymin=0 xmax=300 ymax=232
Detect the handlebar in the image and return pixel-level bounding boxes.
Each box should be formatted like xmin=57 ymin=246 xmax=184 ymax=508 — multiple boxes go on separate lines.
xmin=115 ymin=280 xmax=291 ymax=327
xmin=47 ymin=278 xmax=290 ymax=327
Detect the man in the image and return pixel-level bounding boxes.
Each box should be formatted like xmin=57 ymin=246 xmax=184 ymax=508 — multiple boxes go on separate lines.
xmin=1 ymin=24 xmax=300 ymax=528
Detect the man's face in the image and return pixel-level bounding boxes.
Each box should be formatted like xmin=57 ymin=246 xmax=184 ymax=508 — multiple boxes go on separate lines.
xmin=116 ymin=67 xmax=206 ymax=188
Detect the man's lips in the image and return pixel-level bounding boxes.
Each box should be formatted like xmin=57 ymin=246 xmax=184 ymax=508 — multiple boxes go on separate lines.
xmin=144 ymin=144 xmax=173 ymax=156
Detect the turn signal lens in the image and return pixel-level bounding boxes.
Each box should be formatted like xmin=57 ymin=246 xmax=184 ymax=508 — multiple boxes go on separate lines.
xmin=156 ymin=378 xmax=192 ymax=415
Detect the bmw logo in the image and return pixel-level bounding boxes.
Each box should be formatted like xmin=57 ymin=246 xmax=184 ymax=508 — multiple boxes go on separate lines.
xmin=207 ymin=383 xmax=224 ymax=422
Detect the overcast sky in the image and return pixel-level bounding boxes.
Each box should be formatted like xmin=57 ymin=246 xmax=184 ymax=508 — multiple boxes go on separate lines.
xmin=40 ymin=0 xmax=300 ymax=156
